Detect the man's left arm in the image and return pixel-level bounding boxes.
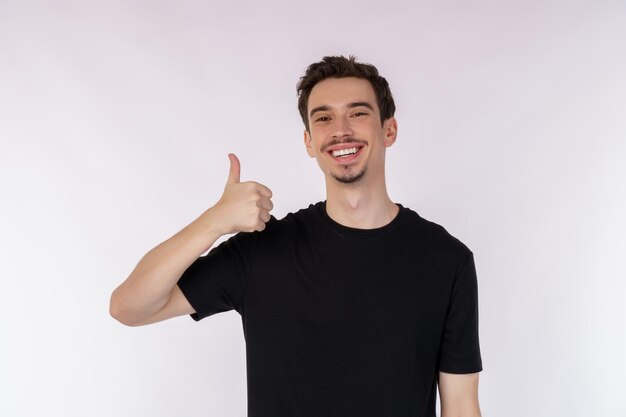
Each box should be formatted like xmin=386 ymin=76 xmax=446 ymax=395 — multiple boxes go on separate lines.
xmin=438 ymin=371 xmax=482 ymax=417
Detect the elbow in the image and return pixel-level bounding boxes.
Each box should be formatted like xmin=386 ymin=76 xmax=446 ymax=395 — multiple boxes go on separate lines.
xmin=109 ymin=288 xmax=142 ymax=327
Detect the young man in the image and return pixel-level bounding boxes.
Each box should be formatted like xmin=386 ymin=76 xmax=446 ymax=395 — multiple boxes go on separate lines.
xmin=110 ymin=56 xmax=483 ymax=417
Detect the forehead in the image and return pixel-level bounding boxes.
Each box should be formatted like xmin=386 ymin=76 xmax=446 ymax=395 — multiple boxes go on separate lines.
xmin=308 ymin=77 xmax=378 ymax=113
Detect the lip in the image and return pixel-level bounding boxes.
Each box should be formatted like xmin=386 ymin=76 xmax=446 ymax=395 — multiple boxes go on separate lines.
xmin=327 ymin=144 xmax=365 ymax=164
xmin=325 ymin=142 xmax=365 ymax=152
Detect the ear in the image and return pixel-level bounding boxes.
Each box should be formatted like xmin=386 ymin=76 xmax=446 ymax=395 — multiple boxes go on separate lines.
xmin=304 ymin=129 xmax=316 ymax=158
xmin=383 ymin=117 xmax=398 ymax=147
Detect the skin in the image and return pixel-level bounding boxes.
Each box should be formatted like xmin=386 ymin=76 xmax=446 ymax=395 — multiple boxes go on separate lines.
xmin=110 ymin=75 xmax=481 ymax=415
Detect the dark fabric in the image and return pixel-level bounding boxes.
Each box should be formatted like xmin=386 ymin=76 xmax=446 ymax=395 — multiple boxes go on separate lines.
xmin=177 ymin=201 xmax=482 ymax=417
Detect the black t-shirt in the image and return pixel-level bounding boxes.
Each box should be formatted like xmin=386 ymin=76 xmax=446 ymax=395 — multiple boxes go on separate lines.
xmin=177 ymin=201 xmax=482 ymax=417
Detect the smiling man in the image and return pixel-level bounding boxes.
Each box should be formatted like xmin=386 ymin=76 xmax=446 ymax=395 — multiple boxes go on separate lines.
xmin=110 ymin=55 xmax=483 ymax=417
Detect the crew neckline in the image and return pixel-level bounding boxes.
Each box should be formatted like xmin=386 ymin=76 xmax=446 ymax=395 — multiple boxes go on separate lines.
xmin=314 ymin=200 xmax=407 ymax=239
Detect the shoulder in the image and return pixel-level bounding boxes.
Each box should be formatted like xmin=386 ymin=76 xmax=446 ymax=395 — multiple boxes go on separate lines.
xmin=266 ymin=202 xmax=320 ymax=227
xmin=253 ymin=201 xmax=323 ymax=241
xmin=399 ymin=205 xmax=473 ymax=262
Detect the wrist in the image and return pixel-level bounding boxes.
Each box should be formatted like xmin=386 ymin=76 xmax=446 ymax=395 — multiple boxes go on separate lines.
xmin=193 ymin=204 xmax=230 ymax=237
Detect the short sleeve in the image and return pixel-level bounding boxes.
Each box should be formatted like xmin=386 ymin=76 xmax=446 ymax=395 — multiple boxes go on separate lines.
xmin=176 ymin=230 xmax=258 ymax=321
xmin=437 ymin=251 xmax=483 ymax=374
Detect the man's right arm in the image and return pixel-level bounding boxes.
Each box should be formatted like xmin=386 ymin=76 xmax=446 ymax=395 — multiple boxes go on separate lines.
xmin=109 ymin=154 xmax=273 ymax=326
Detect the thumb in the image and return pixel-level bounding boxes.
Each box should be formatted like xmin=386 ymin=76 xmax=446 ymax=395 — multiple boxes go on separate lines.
xmin=226 ymin=153 xmax=241 ymax=185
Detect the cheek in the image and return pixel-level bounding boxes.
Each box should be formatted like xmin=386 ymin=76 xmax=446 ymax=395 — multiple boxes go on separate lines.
xmin=305 ymin=137 xmax=322 ymax=157
xmin=308 ymin=132 xmax=326 ymax=149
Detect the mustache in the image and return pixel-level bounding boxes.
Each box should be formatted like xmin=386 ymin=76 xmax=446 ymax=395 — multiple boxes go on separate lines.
xmin=321 ymin=138 xmax=368 ymax=153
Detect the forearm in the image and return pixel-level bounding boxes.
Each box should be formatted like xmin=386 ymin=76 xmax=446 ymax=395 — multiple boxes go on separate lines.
xmin=439 ymin=372 xmax=482 ymax=417
xmin=110 ymin=153 xmax=273 ymax=326
xmin=109 ymin=206 xmax=225 ymax=325
xmin=441 ymin=408 xmax=482 ymax=417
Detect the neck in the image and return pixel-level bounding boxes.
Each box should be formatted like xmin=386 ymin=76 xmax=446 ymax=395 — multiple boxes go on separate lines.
xmin=324 ymin=173 xmax=398 ymax=229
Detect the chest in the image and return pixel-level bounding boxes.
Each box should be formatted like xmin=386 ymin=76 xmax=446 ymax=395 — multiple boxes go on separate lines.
xmin=242 ymin=236 xmax=453 ymax=352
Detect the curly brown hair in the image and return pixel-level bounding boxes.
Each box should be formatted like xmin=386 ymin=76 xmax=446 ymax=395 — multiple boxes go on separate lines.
xmin=296 ymin=55 xmax=396 ymax=132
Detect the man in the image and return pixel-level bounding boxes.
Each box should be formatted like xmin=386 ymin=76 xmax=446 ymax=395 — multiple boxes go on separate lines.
xmin=110 ymin=55 xmax=483 ymax=417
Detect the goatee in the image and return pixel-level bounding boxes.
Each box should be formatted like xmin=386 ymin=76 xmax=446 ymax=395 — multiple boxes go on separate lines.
xmin=331 ymin=166 xmax=367 ymax=184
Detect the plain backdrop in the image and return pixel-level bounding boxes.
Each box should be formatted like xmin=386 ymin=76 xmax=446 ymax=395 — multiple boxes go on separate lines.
xmin=1 ymin=1 xmax=625 ymax=416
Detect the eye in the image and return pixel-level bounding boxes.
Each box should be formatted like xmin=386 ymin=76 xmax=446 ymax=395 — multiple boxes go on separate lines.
xmin=353 ymin=111 xmax=368 ymax=117
xmin=315 ymin=116 xmax=330 ymax=122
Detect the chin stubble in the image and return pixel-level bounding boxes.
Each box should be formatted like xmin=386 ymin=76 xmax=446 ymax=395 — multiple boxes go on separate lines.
xmin=331 ymin=166 xmax=367 ymax=184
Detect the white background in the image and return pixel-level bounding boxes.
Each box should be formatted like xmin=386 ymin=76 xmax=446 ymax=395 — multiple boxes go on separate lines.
xmin=1 ymin=1 xmax=625 ymax=416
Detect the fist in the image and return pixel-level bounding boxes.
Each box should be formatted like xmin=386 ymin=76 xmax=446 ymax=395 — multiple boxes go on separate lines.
xmin=214 ymin=153 xmax=274 ymax=234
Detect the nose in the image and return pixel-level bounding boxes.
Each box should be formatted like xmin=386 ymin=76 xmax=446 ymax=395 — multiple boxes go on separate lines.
xmin=331 ymin=115 xmax=354 ymax=139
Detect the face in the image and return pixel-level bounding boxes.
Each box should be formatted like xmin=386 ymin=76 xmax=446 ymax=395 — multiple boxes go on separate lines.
xmin=303 ymin=77 xmax=397 ymax=185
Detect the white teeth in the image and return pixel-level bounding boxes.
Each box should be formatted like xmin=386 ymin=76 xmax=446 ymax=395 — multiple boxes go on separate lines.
xmin=332 ymin=147 xmax=359 ymax=157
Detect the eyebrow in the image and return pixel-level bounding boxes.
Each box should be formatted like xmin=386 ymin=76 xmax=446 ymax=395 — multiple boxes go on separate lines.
xmin=309 ymin=101 xmax=375 ymax=118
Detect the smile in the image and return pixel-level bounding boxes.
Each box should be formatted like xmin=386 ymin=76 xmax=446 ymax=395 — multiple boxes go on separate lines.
xmin=326 ymin=145 xmax=364 ymax=164
xmin=331 ymin=147 xmax=359 ymax=157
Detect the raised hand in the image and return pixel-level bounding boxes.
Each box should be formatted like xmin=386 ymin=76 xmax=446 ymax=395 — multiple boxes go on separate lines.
xmin=212 ymin=153 xmax=274 ymax=234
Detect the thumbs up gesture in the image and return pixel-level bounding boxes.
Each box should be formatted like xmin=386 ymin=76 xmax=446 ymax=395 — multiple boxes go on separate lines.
xmin=212 ymin=153 xmax=274 ymax=234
